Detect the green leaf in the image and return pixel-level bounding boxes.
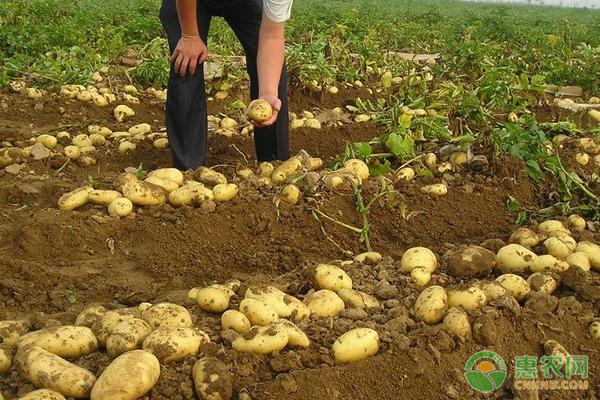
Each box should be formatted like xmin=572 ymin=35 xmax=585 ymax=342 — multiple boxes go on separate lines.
xmin=385 ymin=132 xmax=414 ymax=157
xmin=354 ymin=143 xmax=373 ymax=158
xmin=66 ymin=291 xmax=78 ymax=304
xmin=419 ymin=169 xmax=434 ymax=178
xmin=135 ymin=162 xmax=144 ymax=179
xmin=230 ymin=100 xmax=246 ymax=110
xmin=526 ymin=159 xmax=543 ymax=181
xmin=506 ymin=196 xmax=520 ymax=213
xmin=516 ymin=210 xmax=528 ymax=225
xmin=369 ymin=160 xmax=392 ymax=176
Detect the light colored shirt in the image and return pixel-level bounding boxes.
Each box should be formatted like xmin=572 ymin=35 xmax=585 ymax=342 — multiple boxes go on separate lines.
xmin=263 ymin=0 xmax=293 ymax=22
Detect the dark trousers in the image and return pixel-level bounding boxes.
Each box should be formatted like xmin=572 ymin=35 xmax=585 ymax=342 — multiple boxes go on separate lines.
xmin=159 ymin=0 xmax=290 ymax=170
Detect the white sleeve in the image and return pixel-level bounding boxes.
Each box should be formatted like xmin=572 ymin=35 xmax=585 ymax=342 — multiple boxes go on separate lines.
xmin=263 ymin=0 xmax=293 ymax=23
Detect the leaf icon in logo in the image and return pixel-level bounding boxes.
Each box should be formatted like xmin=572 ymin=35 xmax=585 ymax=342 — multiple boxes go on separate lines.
xmin=464 ymin=371 xmax=495 ymax=393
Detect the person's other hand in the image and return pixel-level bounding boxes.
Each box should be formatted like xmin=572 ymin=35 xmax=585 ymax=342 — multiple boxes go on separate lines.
xmin=254 ymin=95 xmax=281 ymax=127
xmin=172 ymin=35 xmax=208 ymax=76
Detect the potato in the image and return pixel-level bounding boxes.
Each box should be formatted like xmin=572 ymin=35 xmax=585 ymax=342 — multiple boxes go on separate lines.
xmin=232 ymin=325 xmax=289 ymax=354
xmin=280 ymin=184 xmax=301 ymax=205
xmin=142 ymin=327 xmax=209 ymax=362
xmin=577 ymin=137 xmax=600 ymax=154
xmin=343 ymin=159 xmax=369 ymax=182
xmin=220 ymin=117 xmax=237 ymax=129
xmin=447 ymin=287 xmax=487 ymax=311
xmin=272 ymin=158 xmax=302 ymax=184
xmin=145 ymin=175 xmax=179 ymax=193
xmin=108 ymin=197 xmax=133 ymax=217
xmin=538 ymin=220 xmax=570 ymax=237
xmin=544 ymin=235 xmax=576 ymax=259
xmin=244 ymin=286 xmax=293 ymax=318
xmin=153 ymin=138 xmax=169 ymax=149
xmin=495 ymin=244 xmax=537 ymax=273
xmin=395 ymin=167 xmax=415 ymax=182
xmin=449 ymin=152 xmax=468 ymax=167
xmin=303 ymin=157 xmax=323 ymax=171
xmin=221 ymin=310 xmax=251 ymax=334
xmin=420 ymin=183 xmax=447 ymax=196
xmin=18 ymin=389 xmax=66 ymax=400
xmin=246 ymin=99 xmax=272 ymax=123
xmin=196 ymin=287 xmax=232 ymax=313
xmin=74 ymin=305 xmax=107 ymax=328
xmin=141 ymin=303 xmax=192 ymax=330
xmin=77 ymin=90 xmax=93 ymax=102
xmin=114 ymin=105 xmax=135 ymax=123
xmin=589 ymin=321 xmax=600 ymax=340
xmin=26 ymin=88 xmax=43 ymax=99
xmin=89 ymin=133 xmax=106 ymax=147
xmin=239 ymin=299 xmax=278 ymax=326
xmin=443 ymin=307 xmax=471 ymax=339
xmin=285 ymin=296 xmax=311 ymax=322
xmin=92 ymin=309 xmax=139 ymax=346
xmin=273 ymin=320 xmax=309 ymax=348
xmin=400 ymin=247 xmax=437 ymax=273
xmin=477 ymin=281 xmax=507 ymax=303
xmin=290 ymin=119 xmax=305 ymax=129
xmin=196 ymin=167 xmax=227 ymax=187
xmin=305 ymin=290 xmax=345 ymax=318
xmin=106 ymin=318 xmax=152 ymax=358
xmin=323 ymin=174 xmax=345 ymax=188
xmin=496 ymin=274 xmax=530 ymax=301
xmin=337 ymin=289 xmax=380 ymax=309
xmin=0 ymin=348 xmax=11 ymax=373
xmin=354 ymin=114 xmax=370 ymax=123
xmin=0 ymin=320 xmax=30 ymax=348
xmin=15 ymin=346 xmax=96 ymax=398
xmin=509 ymin=228 xmax=541 ymax=249
xmin=36 ymin=134 xmax=57 ymax=149
xmin=258 ymin=162 xmax=274 ymax=177
xmin=58 ymin=186 xmax=93 ymax=211
xmin=72 ymin=134 xmax=92 ymax=148
xmin=122 ymin=179 xmax=166 ymax=206
xmin=575 ymin=241 xmax=600 ymax=271
xmin=87 ymin=190 xmax=121 ymax=206
xmin=423 ymin=153 xmax=437 ymax=168
xmin=56 ymin=131 xmax=71 ymax=143
xmin=314 ymin=264 xmax=352 ymax=292
xmin=530 ymin=254 xmax=569 ymax=273
xmin=213 ymin=183 xmax=238 ymax=202
xmin=437 ymin=162 xmax=452 ymax=173
xmin=353 ymin=251 xmax=382 ymax=265
xmin=90 ymin=350 xmax=160 ymax=400
xmin=527 ymin=272 xmax=558 ymax=294
xmin=128 ymin=123 xmax=151 ymax=136
xmin=18 ymin=326 xmax=98 ymax=358
xmin=193 ymin=357 xmax=233 ymax=400
xmin=110 ymin=131 xmax=131 ymax=141
xmin=332 ymin=328 xmax=379 ymax=363
xmin=414 ymin=285 xmax=448 ymax=325
xmin=79 ymin=145 xmax=96 ymax=155
xmin=565 ymin=251 xmax=591 ymax=272
xmin=410 ymin=266 xmax=432 ymax=287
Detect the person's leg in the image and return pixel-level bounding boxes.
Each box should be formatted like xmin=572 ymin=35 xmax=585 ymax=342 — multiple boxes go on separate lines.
xmin=223 ymin=0 xmax=290 ymax=162
xmin=159 ymin=0 xmax=212 ymax=170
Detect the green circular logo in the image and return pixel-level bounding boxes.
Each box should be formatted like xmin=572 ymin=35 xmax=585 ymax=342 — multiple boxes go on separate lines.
xmin=464 ymin=350 xmax=507 ymax=393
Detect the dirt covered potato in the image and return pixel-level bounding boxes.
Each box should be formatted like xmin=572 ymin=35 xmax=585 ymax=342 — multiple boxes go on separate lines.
xmin=305 ymin=290 xmax=345 ymax=318
xmin=142 ymin=327 xmax=209 ymax=363
xmin=145 ymin=175 xmax=180 ymax=193
xmin=496 ymin=274 xmax=530 ymax=301
xmin=314 ymin=264 xmax=353 ymax=291
xmin=538 ymin=220 xmax=570 ymax=237
xmin=245 ymin=286 xmax=293 ymax=318
xmin=343 ymin=159 xmax=369 ymax=182
xmin=246 ymin=100 xmax=272 ymax=123
xmin=91 ymin=309 xmax=140 ymax=346
xmin=239 ymin=299 xmax=278 ymax=326
xmin=400 ymin=247 xmax=437 ymax=274
xmin=18 ymin=389 xmax=66 ymax=400
xmin=18 ymin=326 xmax=98 ymax=358
xmin=58 ymin=186 xmax=93 ymax=211
xmin=141 ymin=303 xmax=192 ymax=329
xmin=447 ymin=245 xmax=495 ymax=278
xmin=353 ymin=251 xmax=382 ymax=264
xmin=232 ymin=325 xmax=288 ymax=355
xmin=196 ymin=167 xmax=227 ymax=187
xmin=108 ymin=197 xmax=133 ymax=217
xmin=589 ymin=321 xmax=600 ymax=340
xmin=193 ymin=357 xmax=233 ymax=400
xmin=414 ymin=285 xmax=448 ymax=325
xmin=476 ymin=281 xmax=506 ymax=303
xmin=0 ymin=319 xmax=31 ymax=348
xmin=122 ymin=179 xmax=166 ymax=206
xmin=88 ymin=190 xmax=122 ymax=206
xmin=106 ymin=318 xmax=152 ymax=358
xmin=113 ymin=104 xmax=135 ymax=123
xmin=194 ymin=286 xmax=231 ymax=313
xmin=0 ymin=348 xmax=11 ymax=374
xmin=280 ymin=184 xmax=301 ymax=205
xmin=530 ymin=254 xmax=569 ymax=273
xmin=420 ymin=183 xmax=447 ymax=196
xmin=496 ymin=244 xmax=537 ymax=273
xmin=221 ymin=310 xmax=251 ymax=334
xmin=273 ymin=320 xmax=310 ymax=348
xmin=443 ymin=307 xmax=471 ymax=339
xmin=509 ymin=228 xmax=541 ymax=249
xmin=90 ymin=350 xmax=160 ymax=400
xmin=147 ymin=168 xmax=184 ymax=186
xmin=337 ymin=289 xmax=380 ymax=309
xmin=527 ymin=272 xmax=558 ymax=294
xmin=271 ymin=158 xmax=302 ymax=184
xmin=15 ymin=345 xmax=96 ymax=398
xmin=332 ymin=328 xmax=379 ymax=363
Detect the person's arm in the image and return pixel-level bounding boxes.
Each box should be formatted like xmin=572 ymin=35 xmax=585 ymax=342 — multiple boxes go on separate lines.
xmin=172 ymin=0 xmax=208 ymax=76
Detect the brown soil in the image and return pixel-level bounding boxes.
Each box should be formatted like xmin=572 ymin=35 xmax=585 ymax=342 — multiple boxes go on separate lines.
xmin=0 ymin=87 xmax=598 ymax=400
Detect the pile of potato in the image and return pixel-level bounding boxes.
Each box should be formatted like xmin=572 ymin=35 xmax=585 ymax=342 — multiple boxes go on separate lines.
xmin=58 ymin=167 xmax=238 ymax=216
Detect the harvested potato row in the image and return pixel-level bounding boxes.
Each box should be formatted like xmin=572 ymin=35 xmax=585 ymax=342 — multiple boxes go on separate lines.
xmin=18 ymin=326 xmax=98 ymax=358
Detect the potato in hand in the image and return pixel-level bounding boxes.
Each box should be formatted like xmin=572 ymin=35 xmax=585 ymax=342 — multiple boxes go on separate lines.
xmin=246 ymin=99 xmax=273 ymax=123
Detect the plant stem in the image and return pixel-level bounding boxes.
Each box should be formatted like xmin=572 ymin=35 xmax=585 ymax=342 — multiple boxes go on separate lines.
xmin=311 ymin=208 xmax=362 ymax=233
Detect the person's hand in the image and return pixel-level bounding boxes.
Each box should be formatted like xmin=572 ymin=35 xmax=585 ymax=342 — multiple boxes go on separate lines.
xmin=172 ymin=35 xmax=208 ymax=76
xmin=254 ymin=95 xmax=281 ymax=127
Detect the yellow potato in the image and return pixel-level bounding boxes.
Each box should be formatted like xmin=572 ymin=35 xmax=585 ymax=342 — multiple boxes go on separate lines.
xmin=271 ymin=158 xmax=302 ymax=184
xmin=305 ymin=118 xmax=322 ymax=129
xmin=589 ymin=321 xmax=600 ymax=340
xmin=142 ymin=327 xmax=209 ymax=363
xmin=443 ymin=307 xmax=471 ymax=339
xmin=88 ymin=190 xmax=122 ymax=206
xmin=496 ymin=274 xmax=530 ymax=301
xmin=544 ymin=235 xmax=576 ymax=259
xmin=145 ymin=175 xmax=179 ymax=193
xmin=396 ymin=167 xmax=415 ymax=182
xmin=232 ymin=325 xmax=289 ymax=355
xmin=128 ymin=123 xmax=151 ymax=136
xmin=0 ymin=348 xmax=11 ymax=374
xmin=239 ymin=299 xmax=278 ymax=326
xmin=495 ymin=244 xmax=537 ymax=273
xmin=303 ymin=157 xmax=323 ymax=171
xmin=196 ymin=287 xmax=231 ymax=313
xmin=258 ymin=162 xmax=274 ymax=177
xmin=18 ymin=389 xmax=66 ymax=400
xmin=79 ymin=145 xmax=96 ymax=155
xmin=447 ymin=287 xmax=487 ymax=311
xmin=122 ymin=180 xmax=166 ymax=206
xmin=332 ymin=328 xmax=379 ymax=363
xmin=273 ymin=319 xmax=310 ymax=348
xmin=354 ymin=251 xmax=382 ymax=264
xmin=113 ymin=104 xmax=135 ymax=123
xmin=18 ymin=326 xmax=98 ymax=358
xmin=58 ymin=187 xmax=93 ymax=211
xmin=437 ymin=162 xmax=452 ymax=173
xmin=420 ymin=183 xmax=447 ymax=196
xmin=337 ymin=288 xmax=380 ymax=309
xmin=90 ymin=350 xmax=160 ymax=400
xmin=314 ymin=264 xmax=352 ymax=292
xmin=449 ymin=152 xmax=468 ymax=167
xmin=410 ymin=266 xmax=432 ymax=287
xmin=108 ymin=197 xmax=133 ymax=217
xmin=423 ymin=153 xmax=437 ymax=168
xmin=220 ymin=117 xmax=237 ymax=129
xmin=508 ymin=228 xmax=541 ymax=249
xmin=284 ymin=295 xmax=311 ymax=322
xmin=212 ymin=183 xmax=238 ymax=202
xmin=15 ymin=346 xmax=96 ymax=398
xmin=192 ymin=357 xmax=233 ymax=400
xmin=76 ymin=90 xmax=93 ymax=102
xmin=91 ymin=309 xmax=140 ymax=346
xmin=106 ymin=318 xmax=152 ymax=358
xmin=72 ymin=134 xmax=92 ymax=148
xmin=343 ymin=159 xmax=369 ymax=182
xmin=527 ymin=272 xmax=558 ymax=294
xmin=88 ymin=133 xmax=106 ymax=147
xmin=305 ymin=290 xmax=345 ymax=318
xmin=246 ymin=99 xmax=272 ymax=123
xmin=221 ymin=310 xmax=251 ymax=334
xmin=244 ymin=286 xmax=293 ymax=318
xmin=74 ymin=305 xmax=107 ymax=328
xmin=575 ymin=241 xmax=600 ymax=271
xmin=153 ymin=138 xmax=169 ymax=149
xmin=477 ymin=281 xmax=507 ymax=303
xmin=565 ymin=251 xmax=591 ymax=272
xmin=400 ymin=247 xmax=437 ymax=273
xmin=538 ymin=220 xmax=570 ymax=237
xmin=530 ymin=254 xmax=569 ymax=273
xmin=36 ymin=134 xmax=57 ymax=149
xmin=196 ymin=167 xmax=227 ymax=186
xmin=280 ymin=184 xmax=301 ymax=205
xmin=354 ymin=114 xmax=371 ymax=123
xmin=141 ymin=303 xmax=192 ymax=330
xmin=414 ymin=285 xmax=448 ymax=325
